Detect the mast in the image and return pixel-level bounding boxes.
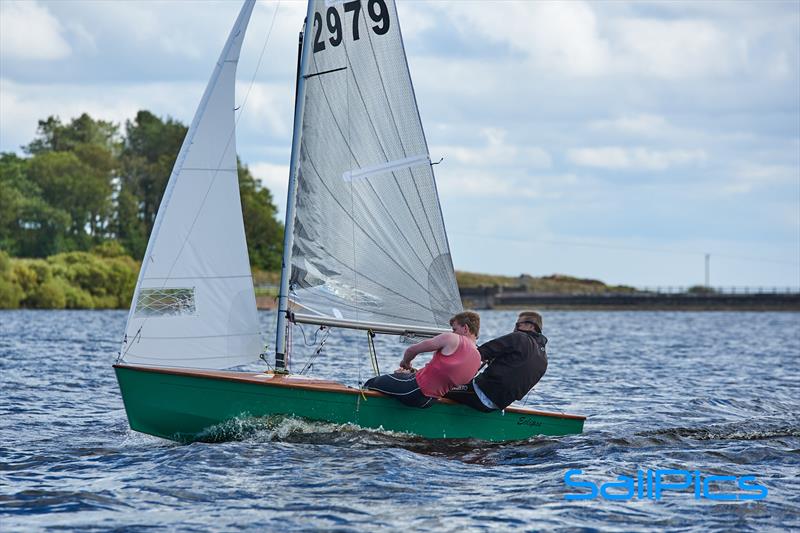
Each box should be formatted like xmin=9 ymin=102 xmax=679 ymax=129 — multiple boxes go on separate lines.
xmin=275 ymin=0 xmax=316 ymax=371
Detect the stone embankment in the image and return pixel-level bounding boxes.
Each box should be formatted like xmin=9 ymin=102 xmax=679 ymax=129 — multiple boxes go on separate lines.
xmin=460 ymin=287 xmax=800 ymax=311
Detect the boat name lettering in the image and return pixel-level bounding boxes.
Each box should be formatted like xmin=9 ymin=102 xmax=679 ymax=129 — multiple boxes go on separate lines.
xmin=314 ymin=0 xmax=390 ymax=54
xmin=516 ymin=416 xmax=542 ymax=427
xmin=564 ymin=469 xmax=768 ymax=501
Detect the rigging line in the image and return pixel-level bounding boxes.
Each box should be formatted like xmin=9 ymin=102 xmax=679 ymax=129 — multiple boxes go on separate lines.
xmin=313 ymin=39 xmax=439 ymax=263
xmin=297 ymin=325 xmax=329 ymax=375
xmin=363 ymin=11 xmax=444 ymax=261
xmin=236 ymin=0 xmax=282 ymax=123
xmin=303 ymin=147 xmax=459 ymax=312
xmin=296 ymin=322 xmax=324 ymax=346
xmin=367 ymin=329 xmax=380 ymax=377
xmin=451 ymin=232 xmax=800 ymax=266
xmin=346 ymin=36 xmax=359 ymax=325
xmin=306 ymin=52 xmax=438 ymax=270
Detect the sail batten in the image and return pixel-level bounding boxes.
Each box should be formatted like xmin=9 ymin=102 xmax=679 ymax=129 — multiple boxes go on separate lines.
xmin=287 ymin=0 xmax=462 ymax=330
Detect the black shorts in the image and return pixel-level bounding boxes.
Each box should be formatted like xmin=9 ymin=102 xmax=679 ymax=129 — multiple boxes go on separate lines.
xmin=364 ymin=372 xmax=436 ymax=408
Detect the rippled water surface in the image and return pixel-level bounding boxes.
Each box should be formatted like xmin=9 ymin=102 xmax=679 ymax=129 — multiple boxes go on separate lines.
xmin=1 ymin=310 xmax=798 ymax=531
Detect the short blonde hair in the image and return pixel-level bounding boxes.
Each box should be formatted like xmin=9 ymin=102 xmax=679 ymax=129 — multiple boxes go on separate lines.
xmin=450 ymin=311 xmax=480 ymax=337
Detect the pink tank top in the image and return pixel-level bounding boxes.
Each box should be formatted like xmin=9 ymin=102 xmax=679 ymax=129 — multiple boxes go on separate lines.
xmin=415 ymin=335 xmax=481 ymax=399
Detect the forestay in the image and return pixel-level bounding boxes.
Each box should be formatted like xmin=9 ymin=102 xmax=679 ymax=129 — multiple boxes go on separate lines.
xmin=289 ymin=0 xmax=462 ymax=330
xmin=120 ymin=0 xmax=262 ymax=369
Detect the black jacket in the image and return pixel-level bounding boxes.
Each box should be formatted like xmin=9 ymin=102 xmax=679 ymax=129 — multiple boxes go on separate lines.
xmin=475 ymin=330 xmax=548 ymax=410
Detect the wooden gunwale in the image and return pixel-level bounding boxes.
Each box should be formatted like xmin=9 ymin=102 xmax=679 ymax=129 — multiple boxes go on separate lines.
xmin=113 ymin=363 xmax=586 ymax=421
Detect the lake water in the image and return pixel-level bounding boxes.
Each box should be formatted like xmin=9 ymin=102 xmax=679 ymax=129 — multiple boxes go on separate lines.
xmin=1 ymin=309 xmax=798 ymax=531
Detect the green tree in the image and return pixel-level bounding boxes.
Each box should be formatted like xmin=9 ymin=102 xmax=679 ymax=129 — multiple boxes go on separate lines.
xmin=26 ymin=113 xmax=119 ymax=155
xmin=6 ymin=114 xmax=119 ymax=255
xmin=239 ymin=161 xmax=284 ymax=270
xmin=0 ymin=153 xmax=71 ymax=257
xmin=0 ymin=153 xmax=30 ymax=252
xmin=27 ymin=151 xmax=113 ymax=249
xmin=5 ymin=109 xmax=285 ymax=275
xmin=118 ymin=110 xmax=187 ymax=258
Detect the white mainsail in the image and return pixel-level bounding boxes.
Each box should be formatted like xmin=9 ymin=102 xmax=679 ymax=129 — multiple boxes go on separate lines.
xmin=286 ymin=0 xmax=462 ymax=331
xmin=120 ymin=0 xmax=262 ymax=369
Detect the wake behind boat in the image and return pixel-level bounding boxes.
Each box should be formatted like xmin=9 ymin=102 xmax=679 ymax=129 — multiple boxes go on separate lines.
xmin=114 ymin=0 xmax=585 ymax=443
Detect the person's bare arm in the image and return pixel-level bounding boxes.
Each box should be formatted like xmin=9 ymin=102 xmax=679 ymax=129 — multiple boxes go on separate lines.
xmin=398 ymin=332 xmax=459 ymax=370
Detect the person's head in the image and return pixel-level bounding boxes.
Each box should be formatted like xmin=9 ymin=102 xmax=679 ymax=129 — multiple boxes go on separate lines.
xmin=515 ymin=310 xmax=542 ymax=334
xmin=450 ymin=311 xmax=480 ymax=338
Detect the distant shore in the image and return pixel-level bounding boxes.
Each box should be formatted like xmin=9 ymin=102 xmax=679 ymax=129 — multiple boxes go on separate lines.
xmin=460 ymin=288 xmax=800 ymax=312
xmin=254 ymin=291 xmax=800 ymax=312
xmin=3 ymin=250 xmax=797 ymax=312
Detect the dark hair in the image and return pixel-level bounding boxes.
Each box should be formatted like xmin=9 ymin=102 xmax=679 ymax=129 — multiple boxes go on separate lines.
xmin=517 ymin=311 xmax=542 ymax=333
xmin=450 ymin=311 xmax=480 ymax=337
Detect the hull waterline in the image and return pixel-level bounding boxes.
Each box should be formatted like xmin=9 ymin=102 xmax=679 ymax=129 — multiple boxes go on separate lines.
xmin=114 ymin=364 xmax=585 ymax=442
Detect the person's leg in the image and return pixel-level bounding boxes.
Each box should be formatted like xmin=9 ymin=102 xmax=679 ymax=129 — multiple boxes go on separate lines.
xmin=364 ymin=373 xmax=435 ymax=408
xmin=444 ymin=381 xmax=495 ymax=412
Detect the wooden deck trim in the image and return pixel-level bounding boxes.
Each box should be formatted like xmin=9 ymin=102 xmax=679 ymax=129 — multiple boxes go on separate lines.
xmin=113 ymin=364 xmax=587 ymax=421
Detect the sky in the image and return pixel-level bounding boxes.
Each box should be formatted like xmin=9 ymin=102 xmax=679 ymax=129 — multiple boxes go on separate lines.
xmin=1 ymin=0 xmax=798 ymax=288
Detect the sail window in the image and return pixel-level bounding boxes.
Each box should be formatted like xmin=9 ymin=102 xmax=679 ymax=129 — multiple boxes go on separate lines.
xmin=134 ymin=288 xmax=197 ymax=317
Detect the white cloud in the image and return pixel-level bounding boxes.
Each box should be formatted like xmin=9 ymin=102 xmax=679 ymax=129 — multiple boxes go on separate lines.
xmin=250 ymin=162 xmax=289 ymax=217
xmin=0 ymin=1 xmax=71 ymax=60
xmin=589 ymin=114 xmax=668 ymax=136
xmin=395 ymin=1 xmax=436 ymax=40
xmin=436 ymin=0 xmax=610 ymax=77
xmin=437 ymin=165 xmax=578 ymax=201
xmin=613 ymin=18 xmax=734 ymax=79
xmin=723 ymin=164 xmax=799 ymax=195
xmin=0 ymin=79 xmax=205 ymax=152
xmin=568 ymin=147 xmax=707 ymax=170
xmin=235 ymin=82 xmax=293 ymax=139
xmin=433 ymin=128 xmax=551 ymax=168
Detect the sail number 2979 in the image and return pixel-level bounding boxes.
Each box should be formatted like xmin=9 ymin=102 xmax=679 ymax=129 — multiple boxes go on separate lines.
xmin=313 ymin=0 xmax=391 ymax=53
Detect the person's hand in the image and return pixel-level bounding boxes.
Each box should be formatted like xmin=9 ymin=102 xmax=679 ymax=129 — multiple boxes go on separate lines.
xmin=399 ymin=347 xmax=416 ymax=370
xmin=395 ymin=366 xmax=415 ymax=374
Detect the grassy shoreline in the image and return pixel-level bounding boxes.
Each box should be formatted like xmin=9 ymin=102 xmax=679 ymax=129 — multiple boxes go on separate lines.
xmin=4 ymin=249 xmax=767 ymax=310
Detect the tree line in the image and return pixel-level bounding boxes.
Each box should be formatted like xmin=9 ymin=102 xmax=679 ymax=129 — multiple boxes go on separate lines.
xmin=0 ymin=111 xmax=283 ymax=269
xmin=0 ymin=111 xmax=284 ymax=308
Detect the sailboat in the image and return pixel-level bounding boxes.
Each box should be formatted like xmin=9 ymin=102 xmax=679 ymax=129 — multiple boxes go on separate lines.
xmin=113 ymin=0 xmax=585 ymax=442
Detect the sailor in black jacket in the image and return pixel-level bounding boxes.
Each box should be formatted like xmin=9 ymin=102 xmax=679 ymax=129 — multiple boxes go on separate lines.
xmin=445 ymin=311 xmax=547 ymax=411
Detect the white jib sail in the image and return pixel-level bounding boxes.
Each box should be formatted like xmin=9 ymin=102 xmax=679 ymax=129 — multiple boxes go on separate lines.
xmin=120 ymin=0 xmax=261 ymax=369
xmin=288 ymin=0 xmax=463 ymax=331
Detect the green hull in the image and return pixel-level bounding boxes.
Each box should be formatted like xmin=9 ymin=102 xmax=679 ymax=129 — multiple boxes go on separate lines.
xmin=114 ymin=364 xmax=585 ymax=442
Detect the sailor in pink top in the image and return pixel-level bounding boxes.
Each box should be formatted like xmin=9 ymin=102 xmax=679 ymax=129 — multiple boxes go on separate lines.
xmin=364 ymin=312 xmax=481 ymax=408
xmin=413 ymin=334 xmax=481 ymax=398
